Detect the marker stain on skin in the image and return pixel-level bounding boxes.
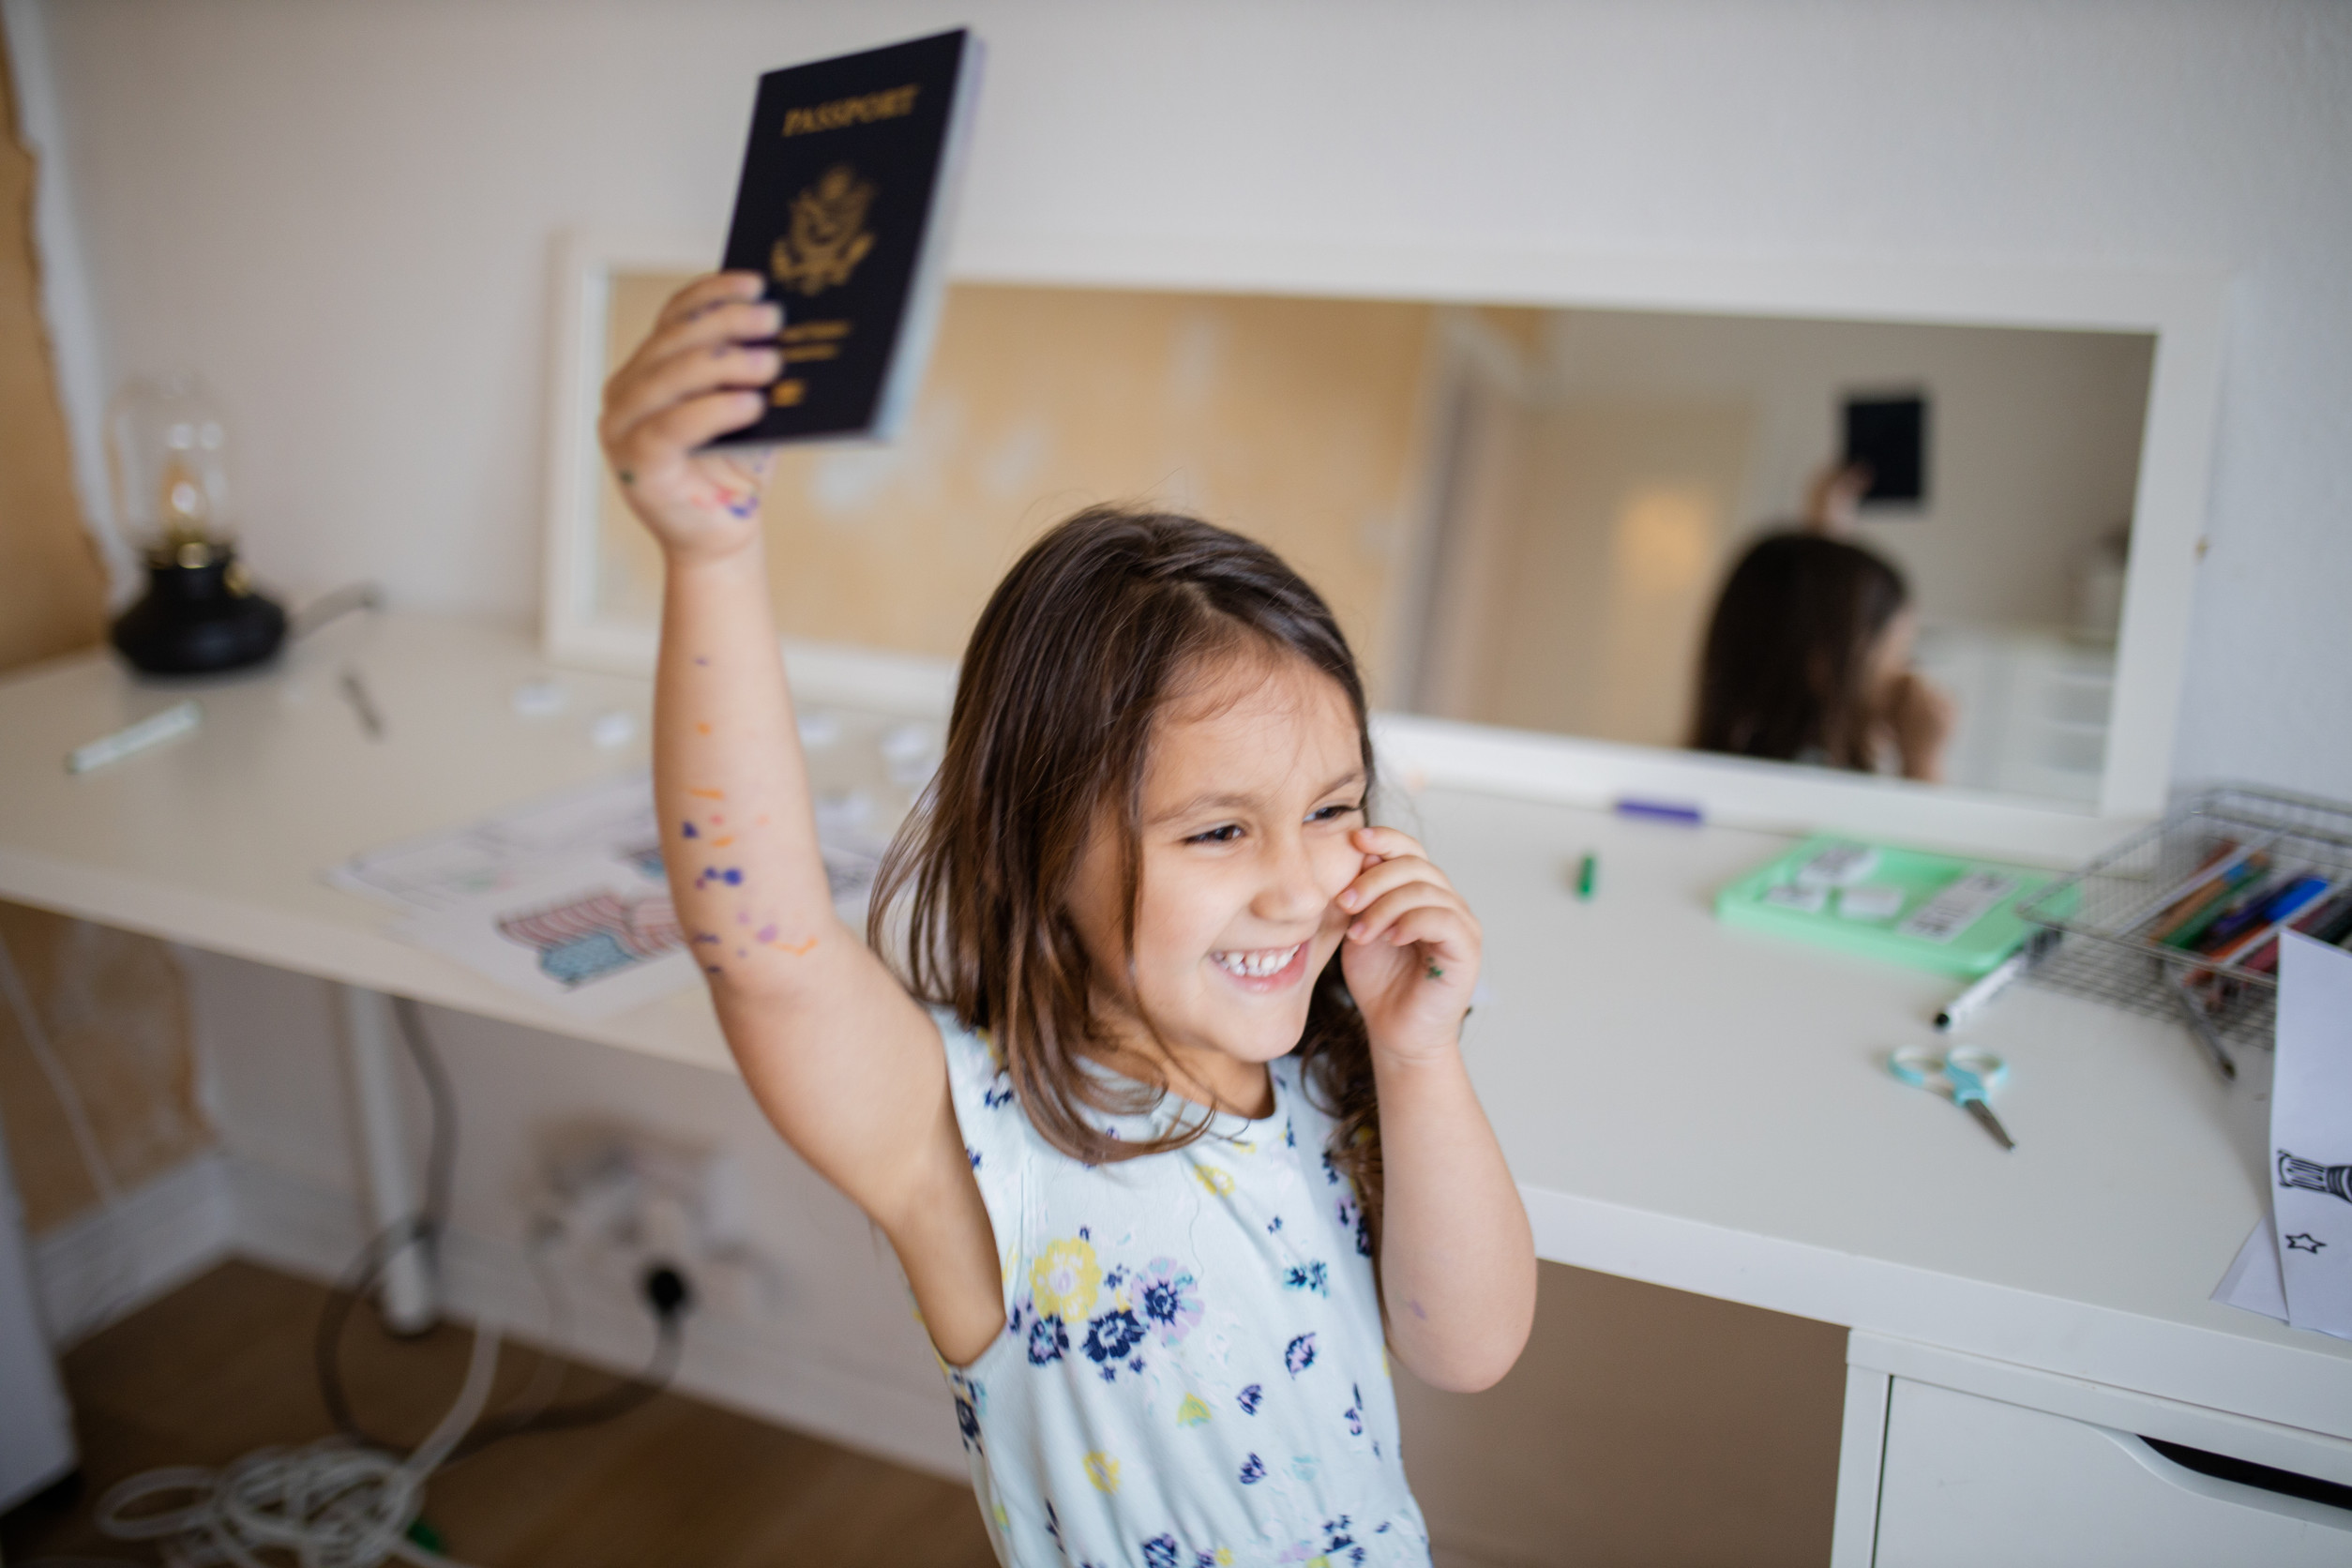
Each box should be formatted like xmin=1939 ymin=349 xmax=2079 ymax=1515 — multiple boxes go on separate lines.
xmin=696 ymin=722 xmax=713 ymax=736
xmin=688 ymin=788 xmax=725 ymax=800
xmin=770 ymin=936 xmax=819 ymax=956
xmin=693 ymin=656 xmax=710 ymax=667
xmin=1408 ymin=1299 xmax=1428 ymax=1320
xmin=692 ymin=932 xmax=721 ymax=945
xmin=736 ymin=912 xmax=750 ymax=925
xmin=723 ymin=868 xmax=742 ymax=884
xmin=756 ymin=925 xmax=777 ymax=943
xmin=682 ymin=822 xmax=699 ymax=838
xmin=712 ymin=837 xmax=734 ymax=847
xmin=703 ymin=964 xmax=723 ymax=975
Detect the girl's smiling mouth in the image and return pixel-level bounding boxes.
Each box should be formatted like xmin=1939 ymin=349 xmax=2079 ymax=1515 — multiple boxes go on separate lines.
xmin=1210 ymin=942 xmax=1309 ymax=988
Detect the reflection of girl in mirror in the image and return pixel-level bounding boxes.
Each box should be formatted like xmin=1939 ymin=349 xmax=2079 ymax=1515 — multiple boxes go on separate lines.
xmin=1692 ymin=465 xmax=1954 ymax=782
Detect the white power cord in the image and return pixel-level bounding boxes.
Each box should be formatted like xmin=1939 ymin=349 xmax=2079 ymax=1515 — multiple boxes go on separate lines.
xmin=93 ymin=1321 xmax=504 ymax=1568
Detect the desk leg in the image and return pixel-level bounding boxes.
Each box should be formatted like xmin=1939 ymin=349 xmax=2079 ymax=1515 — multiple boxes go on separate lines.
xmin=337 ymin=984 xmax=439 ymax=1334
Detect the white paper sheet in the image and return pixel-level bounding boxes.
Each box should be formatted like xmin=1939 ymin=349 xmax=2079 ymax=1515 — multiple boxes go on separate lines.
xmin=394 ymin=851 xmax=699 ymax=1018
xmin=327 ymin=770 xmax=664 ymax=914
xmin=2270 ymin=931 xmax=2352 ymax=1338
xmin=2212 ymin=1217 xmax=2289 ymax=1323
xmin=331 ymin=770 xmax=886 ymax=1018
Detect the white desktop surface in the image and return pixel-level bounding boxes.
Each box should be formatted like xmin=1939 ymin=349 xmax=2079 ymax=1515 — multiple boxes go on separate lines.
xmin=3 ymin=613 xmax=2346 ymax=1449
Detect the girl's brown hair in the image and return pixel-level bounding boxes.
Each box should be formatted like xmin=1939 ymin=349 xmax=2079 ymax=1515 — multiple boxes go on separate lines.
xmin=869 ymin=505 xmax=1383 ymax=1247
xmin=1691 ymin=531 xmax=1910 ymax=772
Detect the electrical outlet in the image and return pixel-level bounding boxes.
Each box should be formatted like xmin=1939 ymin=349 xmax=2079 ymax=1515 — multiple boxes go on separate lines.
xmin=534 ymin=1123 xmax=779 ymax=1320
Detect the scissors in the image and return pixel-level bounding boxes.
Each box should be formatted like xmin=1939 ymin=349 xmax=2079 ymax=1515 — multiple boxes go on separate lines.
xmin=1889 ymin=1046 xmax=2014 ymax=1151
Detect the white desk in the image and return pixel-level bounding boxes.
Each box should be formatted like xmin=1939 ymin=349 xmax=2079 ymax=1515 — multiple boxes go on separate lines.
xmin=5 ymin=613 xmax=2349 ymax=1562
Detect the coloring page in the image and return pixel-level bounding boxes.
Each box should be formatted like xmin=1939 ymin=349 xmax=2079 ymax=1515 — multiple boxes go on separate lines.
xmin=393 ymin=851 xmax=697 ymax=1020
xmin=339 ymin=768 xmax=888 ymax=1017
xmin=2272 ymin=931 xmax=2352 ymax=1339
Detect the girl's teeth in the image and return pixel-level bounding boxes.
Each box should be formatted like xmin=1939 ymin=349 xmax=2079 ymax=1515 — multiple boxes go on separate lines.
xmin=1215 ymin=945 xmax=1300 ymax=978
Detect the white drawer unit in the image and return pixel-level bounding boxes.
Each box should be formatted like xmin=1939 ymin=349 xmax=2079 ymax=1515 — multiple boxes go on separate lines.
xmin=1833 ymin=1334 xmax=2352 ymax=1567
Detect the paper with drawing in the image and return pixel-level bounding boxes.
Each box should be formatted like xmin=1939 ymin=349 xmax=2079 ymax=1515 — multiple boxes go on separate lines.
xmin=327 ymin=769 xmax=885 ymax=1018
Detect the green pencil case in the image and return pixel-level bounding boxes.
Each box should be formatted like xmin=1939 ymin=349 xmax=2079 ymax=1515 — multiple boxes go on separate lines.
xmin=1715 ymin=834 xmax=2066 ymax=978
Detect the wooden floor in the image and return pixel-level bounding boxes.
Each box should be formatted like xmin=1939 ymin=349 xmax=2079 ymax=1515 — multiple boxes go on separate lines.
xmin=1 ymin=1259 xmax=998 ymax=1568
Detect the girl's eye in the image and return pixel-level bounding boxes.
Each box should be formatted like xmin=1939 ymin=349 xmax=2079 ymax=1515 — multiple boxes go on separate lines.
xmin=1308 ymin=801 xmax=1364 ymax=824
xmin=1186 ymin=823 xmax=1244 ymax=845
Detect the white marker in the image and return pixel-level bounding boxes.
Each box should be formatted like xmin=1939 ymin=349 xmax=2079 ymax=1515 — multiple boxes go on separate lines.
xmin=1934 ymin=928 xmax=2058 ymax=1032
xmin=67 ymin=700 xmax=203 ymax=774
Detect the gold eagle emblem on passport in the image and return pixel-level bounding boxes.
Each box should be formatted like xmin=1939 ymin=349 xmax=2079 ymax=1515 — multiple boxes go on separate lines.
xmin=771 ymin=164 xmax=877 ymax=296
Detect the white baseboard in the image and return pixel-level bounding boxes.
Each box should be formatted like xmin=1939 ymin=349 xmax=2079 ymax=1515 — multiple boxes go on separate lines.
xmin=225 ymin=1157 xmax=969 ymax=1481
xmin=31 ymin=1149 xmax=238 ymax=1348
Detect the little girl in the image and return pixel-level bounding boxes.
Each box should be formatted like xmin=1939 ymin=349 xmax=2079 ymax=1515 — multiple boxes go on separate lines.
xmin=602 ymin=272 xmax=1536 ymax=1567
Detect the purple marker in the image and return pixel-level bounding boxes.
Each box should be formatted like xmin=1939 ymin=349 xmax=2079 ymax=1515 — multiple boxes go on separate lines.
xmin=1615 ymin=797 xmax=1704 ymax=826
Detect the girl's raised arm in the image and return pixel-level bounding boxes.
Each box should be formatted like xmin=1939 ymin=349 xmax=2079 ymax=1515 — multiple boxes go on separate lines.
xmin=600 ymin=273 xmax=1001 ymax=1362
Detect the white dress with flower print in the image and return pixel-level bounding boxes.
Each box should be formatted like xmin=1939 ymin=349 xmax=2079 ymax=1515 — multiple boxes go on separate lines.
xmin=932 ymin=1010 xmax=1429 ymax=1568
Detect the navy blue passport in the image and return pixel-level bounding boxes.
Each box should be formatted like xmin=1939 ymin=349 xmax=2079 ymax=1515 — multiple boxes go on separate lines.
xmin=708 ymin=28 xmax=983 ymax=446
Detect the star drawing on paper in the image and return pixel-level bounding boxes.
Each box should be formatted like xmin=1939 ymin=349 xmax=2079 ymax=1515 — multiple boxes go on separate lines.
xmin=2284 ymin=1232 xmax=2326 ymax=1254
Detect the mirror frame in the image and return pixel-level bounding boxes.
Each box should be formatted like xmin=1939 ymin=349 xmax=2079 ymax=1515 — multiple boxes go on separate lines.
xmin=542 ymin=229 xmax=2224 ymax=865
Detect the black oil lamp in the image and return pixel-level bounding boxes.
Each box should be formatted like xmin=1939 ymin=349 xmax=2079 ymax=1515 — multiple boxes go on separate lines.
xmin=106 ymin=375 xmax=286 ymax=674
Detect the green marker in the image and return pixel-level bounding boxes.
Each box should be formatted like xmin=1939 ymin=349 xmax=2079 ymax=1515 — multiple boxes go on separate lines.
xmin=1576 ymin=852 xmax=1597 ymax=900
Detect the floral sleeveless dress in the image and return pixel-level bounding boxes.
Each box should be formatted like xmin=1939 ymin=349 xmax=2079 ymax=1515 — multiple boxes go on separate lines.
xmin=931 ymin=1010 xmax=1431 ymax=1568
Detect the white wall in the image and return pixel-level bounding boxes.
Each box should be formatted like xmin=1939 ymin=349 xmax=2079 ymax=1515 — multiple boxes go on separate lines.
xmin=11 ymin=0 xmax=2350 ymax=797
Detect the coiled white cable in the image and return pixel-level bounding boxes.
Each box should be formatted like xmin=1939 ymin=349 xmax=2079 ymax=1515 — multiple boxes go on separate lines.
xmin=93 ymin=1321 xmax=502 ymax=1568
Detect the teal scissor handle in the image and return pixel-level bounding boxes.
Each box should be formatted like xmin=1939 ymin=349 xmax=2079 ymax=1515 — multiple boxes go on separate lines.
xmin=1888 ymin=1047 xmax=2008 ymax=1106
xmin=1889 ymin=1046 xmax=2015 ymax=1150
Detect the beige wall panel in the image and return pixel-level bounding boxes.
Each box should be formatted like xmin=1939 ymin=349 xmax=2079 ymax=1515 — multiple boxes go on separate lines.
xmin=597 ymin=280 xmax=1439 ymax=686
xmin=1484 ymin=400 xmax=1754 ymax=747
xmin=0 ymin=902 xmax=208 ymax=1232
xmin=0 ymin=25 xmax=107 ymax=672
xmin=1 ymin=28 xmax=205 ymax=1236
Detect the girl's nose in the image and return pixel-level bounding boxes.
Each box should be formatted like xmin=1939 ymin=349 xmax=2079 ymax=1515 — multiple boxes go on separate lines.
xmin=1253 ymin=830 xmax=1329 ymax=923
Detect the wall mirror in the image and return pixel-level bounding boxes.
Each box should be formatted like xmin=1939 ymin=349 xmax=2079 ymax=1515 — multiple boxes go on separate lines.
xmin=544 ymin=236 xmax=2220 ymax=861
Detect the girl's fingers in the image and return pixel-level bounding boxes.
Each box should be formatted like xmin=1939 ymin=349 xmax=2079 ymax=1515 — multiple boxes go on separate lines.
xmin=1350 ymin=825 xmax=1426 ymax=863
xmin=602 ymin=343 xmax=781 ymax=451
xmin=609 ymin=391 xmax=768 ymax=472
xmin=1345 ymin=879 xmax=1475 ymax=944
xmin=1380 ymin=904 xmax=1477 ymax=964
xmin=625 ymin=299 xmax=784 ymax=385
xmin=1336 ymin=852 xmax=1455 ymax=912
xmin=654 ymin=271 xmax=766 ymax=334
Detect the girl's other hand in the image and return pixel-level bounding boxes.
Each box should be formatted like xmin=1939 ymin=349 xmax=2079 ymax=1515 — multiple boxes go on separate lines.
xmin=1886 ymin=670 xmax=1955 ymax=784
xmin=598 ymin=271 xmax=781 ymax=563
xmin=1802 ymin=460 xmax=1872 ymax=536
xmin=1334 ymin=825 xmax=1481 ymax=1063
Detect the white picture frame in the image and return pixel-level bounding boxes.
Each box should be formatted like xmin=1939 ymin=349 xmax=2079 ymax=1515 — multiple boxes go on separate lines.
xmin=541 ymin=228 xmax=2224 ymax=864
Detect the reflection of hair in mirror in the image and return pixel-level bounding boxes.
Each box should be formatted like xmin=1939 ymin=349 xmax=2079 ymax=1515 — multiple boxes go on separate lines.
xmin=1692 ymin=531 xmax=1910 ymax=774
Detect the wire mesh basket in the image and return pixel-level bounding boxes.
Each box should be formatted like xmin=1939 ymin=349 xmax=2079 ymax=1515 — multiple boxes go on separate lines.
xmin=2013 ymin=786 xmax=2352 ymax=1051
